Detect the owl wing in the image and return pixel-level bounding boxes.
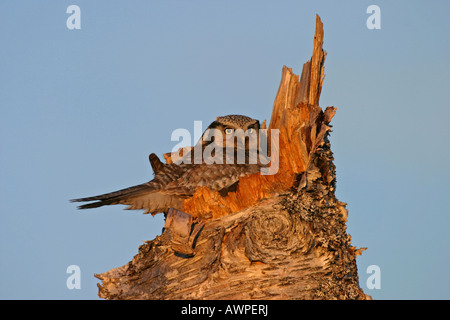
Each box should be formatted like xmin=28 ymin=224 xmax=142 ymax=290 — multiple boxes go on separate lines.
xmin=70 ymin=160 xmax=187 ymax=214
xmin=171 ymin=163 xmax=261 ymax=192
xmin=70 ymin=181 xmax=186 ymax=214
xmin=71 ymin=163 xmax=261 ymax=215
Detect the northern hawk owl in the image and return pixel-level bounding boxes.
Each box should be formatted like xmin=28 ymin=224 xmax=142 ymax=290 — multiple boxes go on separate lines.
xmin=71 ymin=115 xmax=266 ymax=215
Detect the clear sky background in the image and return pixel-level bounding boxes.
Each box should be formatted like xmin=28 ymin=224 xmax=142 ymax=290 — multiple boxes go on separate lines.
xmin=0 ymin=0 xmax=449 ymax=300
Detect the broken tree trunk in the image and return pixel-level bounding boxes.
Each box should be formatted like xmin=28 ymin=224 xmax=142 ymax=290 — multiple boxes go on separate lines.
xmin=95 ymin=15 xmax=371 ymax=300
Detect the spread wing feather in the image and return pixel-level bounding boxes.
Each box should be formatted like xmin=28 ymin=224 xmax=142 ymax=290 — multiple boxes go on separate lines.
xmin=71 ymin=163 xmax=261 ymax=214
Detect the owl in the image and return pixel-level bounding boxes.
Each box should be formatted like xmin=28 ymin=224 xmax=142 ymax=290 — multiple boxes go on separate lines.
xmin=71 ymin=115 xmax=265 ymax=215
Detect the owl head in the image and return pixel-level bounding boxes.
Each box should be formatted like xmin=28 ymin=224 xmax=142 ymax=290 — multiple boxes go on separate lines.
xmin=201 ymin=115 xmax=260 ymax=148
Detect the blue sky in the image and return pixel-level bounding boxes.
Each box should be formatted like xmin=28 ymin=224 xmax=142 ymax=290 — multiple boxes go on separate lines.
xmin=0 ymin=0 xmax=449 ymax=299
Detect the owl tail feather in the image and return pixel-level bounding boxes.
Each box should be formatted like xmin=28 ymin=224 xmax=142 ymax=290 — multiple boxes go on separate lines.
xmin=70 ymin=183 xmax=155 ymax=210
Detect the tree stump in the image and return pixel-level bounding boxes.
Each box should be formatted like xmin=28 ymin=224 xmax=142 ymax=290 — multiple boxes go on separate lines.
xmin=95 ymin=15 xmax=371 ymax=300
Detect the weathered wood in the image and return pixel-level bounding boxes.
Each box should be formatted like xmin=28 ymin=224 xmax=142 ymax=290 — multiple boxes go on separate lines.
xmin=97 ymin=198 xmax=325 ymax=299
xmin=296 ymin=61 xmax=311 ymax=105
xmin=309 ymin=15 xmax=326 ymax=106
xmin=95 ymin=15 xmax=370 ymax=300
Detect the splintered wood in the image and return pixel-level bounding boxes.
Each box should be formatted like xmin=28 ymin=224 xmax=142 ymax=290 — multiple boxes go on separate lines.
xmin=96 ymin=15 xmax=370 ymax=300
xmin=184 ymin=15 xmax=333 ymax=220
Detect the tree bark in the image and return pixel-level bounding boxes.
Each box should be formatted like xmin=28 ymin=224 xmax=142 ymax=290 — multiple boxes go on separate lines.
xmin=95 ymin=15 xmax=371 ymax=300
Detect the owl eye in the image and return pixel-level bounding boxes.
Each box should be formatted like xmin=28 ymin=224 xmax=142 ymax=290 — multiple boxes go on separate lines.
xmin=225 ymin=128 xmax=234 ymax=135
